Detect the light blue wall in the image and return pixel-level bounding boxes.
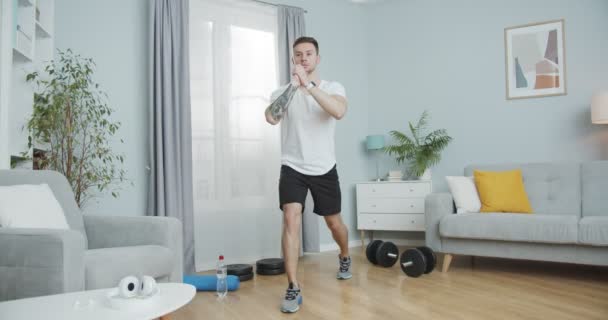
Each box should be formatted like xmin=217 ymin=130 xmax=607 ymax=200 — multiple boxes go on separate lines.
xmin=270 ymin=0 xmax=371 ymax=247
xmin=369 ymin=0 xmax=608 ymax=188
xmin=368 ymin=0 xmax=608 ymax=241
xmin=54 ymin=0 xmax=149 ymax=216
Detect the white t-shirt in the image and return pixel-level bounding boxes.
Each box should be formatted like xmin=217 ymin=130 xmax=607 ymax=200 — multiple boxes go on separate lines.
xmin=270 ymin=80 xmax=346 ymax=176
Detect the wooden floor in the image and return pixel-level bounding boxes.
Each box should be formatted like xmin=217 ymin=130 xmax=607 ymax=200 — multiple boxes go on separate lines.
xmin=170 ymin=247 xmax=608 ymax=319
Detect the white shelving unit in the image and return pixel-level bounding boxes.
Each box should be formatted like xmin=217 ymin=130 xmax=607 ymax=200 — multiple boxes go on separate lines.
xmin=35 ymin=20 xmax=51 ymax=38
xmin=0 ymin=0 xmax=54 ymax=168
xmin=13 ymin=0 xmax=34 ymax=61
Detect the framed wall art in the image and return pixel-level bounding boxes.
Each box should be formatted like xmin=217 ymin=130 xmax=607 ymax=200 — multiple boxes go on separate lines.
xmin=504 ymin=19 xmax=566 ymax=100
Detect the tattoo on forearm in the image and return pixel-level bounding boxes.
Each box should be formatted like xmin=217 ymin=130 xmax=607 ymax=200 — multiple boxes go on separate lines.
xmin=268 ymin=84 xmax=298 ymax=121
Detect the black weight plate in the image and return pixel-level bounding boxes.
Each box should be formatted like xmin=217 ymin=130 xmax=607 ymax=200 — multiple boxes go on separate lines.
xmin=238 ymin=272 xmax=254 ymax=281
xmin=256 ymin=258 xmax=284 ymax=270
xmin=366 ymin=240 xmax=383 ymax=265
xmin=400 ymin=248 xmax=427 ymax=278
xmin=256 ymin=266 xmax=285 ymax=275
xmin=417 ymin=246 xmax=436 ymax=274
xmin=227 ymin=264 xmax=253 ymax=276
xmin=376 ymin=241 xmax=399 ymax=267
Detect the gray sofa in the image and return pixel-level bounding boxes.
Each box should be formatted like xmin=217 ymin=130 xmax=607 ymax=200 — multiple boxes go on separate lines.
xmin=0 ymin=170 xmax=183 ymax=301
xmin=425 ymin=161 xmax=608 ymax=272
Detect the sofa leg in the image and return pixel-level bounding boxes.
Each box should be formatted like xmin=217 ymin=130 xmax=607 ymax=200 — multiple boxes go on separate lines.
xmin=442 ymin=254 xmax=453 ymax=273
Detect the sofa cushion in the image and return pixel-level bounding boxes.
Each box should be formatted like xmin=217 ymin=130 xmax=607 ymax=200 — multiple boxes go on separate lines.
xmin=439 ymin=213 xmax=578 ymax=244
xmin=579 ymin=216 xmax=608 ymax=246
xmin=84 ymin=245 xmax=173 ymax=289
xmin=473 ymin=169 xmax=532 ymax=213
xmin=465 ymin=163 xmax=581 ymax=216
xmin=0 ymin=184 xmax=69 ymax=229
xmin=445 ymin=176 xmax=481 ymax=213
xmin=582 ymin=161 xmax=608 ymax=217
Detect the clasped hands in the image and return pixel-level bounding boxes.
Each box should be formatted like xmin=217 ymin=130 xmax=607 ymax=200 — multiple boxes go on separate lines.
xmin=291 ymin=64 xmax=310 ymax=89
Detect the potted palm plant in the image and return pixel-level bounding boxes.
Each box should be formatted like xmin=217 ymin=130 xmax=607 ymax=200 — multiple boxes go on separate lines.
xmin=384 ymin=110 xmax=452 ymax=180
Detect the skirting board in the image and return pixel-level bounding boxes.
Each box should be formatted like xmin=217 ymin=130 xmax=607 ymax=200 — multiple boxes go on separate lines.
xmin=196 ymin=254 xmax=280 ymax=272
xmin=195 ymin=239 xmax=428 ymax=270
xmin=318 ymin=239 xmax=425 ymax=252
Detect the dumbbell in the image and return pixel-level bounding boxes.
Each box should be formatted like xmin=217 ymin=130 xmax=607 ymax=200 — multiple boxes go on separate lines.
xmin=399 ymin=246 xmax=437 ymax=277
xmin=366 ymin=240 xmax=399 ymax=267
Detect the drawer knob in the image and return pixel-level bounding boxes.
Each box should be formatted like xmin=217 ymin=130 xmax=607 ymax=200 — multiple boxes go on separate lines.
xmin=372 ymin=188 xmax=376 ymax=192
xmin=410 ymin=204 xmax=414 ymax=208
xmin=409 ymin=188 xmax=414 ymax=192
xmin=372 ymin=204 xmax=377 ymax=207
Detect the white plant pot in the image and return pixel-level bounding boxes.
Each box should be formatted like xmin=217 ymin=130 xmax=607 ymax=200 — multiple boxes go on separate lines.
xmin=419 ymin=168 xmax=432 ymax=180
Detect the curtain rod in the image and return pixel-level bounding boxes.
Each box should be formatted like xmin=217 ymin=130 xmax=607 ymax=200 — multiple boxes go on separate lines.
xmin=249 ymin=0 xmax=308 ymax=13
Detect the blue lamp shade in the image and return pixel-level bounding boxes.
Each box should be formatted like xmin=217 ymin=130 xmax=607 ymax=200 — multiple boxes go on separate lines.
xmin=366 ymin=135 xmax=385 ymax=150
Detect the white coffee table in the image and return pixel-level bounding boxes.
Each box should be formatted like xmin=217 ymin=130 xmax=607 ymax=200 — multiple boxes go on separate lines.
xmin=0 ymin=282 xmax=195 ymax=320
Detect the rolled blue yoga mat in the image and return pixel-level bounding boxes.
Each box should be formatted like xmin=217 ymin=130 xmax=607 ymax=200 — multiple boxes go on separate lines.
xmin=183 ymin=275 xmax=240 ymax=291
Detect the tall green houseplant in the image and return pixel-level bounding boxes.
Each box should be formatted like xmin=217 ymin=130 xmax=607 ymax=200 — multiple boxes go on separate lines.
xmin=25 ymin=49 xmax=126 ymax=207
xmin=384 ymin=111 xmax=452 ymax=179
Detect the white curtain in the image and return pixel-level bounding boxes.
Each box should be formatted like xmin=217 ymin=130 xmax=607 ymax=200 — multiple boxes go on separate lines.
xmin=189 ymin=0 xmax=282 ymax=271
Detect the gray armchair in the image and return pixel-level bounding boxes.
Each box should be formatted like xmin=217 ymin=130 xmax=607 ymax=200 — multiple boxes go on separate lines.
xmin=0 ymin=170 xmax=183 ymax=302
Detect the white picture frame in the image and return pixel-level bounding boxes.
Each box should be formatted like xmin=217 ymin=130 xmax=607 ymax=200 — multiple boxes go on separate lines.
xmin=504 ymin=19 xmax=566 ymax=100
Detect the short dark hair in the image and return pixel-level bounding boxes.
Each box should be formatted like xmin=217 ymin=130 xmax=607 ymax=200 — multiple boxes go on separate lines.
xmin=293 ymin=36 xmax=319 ymax=54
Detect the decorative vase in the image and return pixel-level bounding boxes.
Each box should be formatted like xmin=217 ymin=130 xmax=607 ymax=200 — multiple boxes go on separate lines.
xmin=419 ymin=168 xmax=432 ymax=180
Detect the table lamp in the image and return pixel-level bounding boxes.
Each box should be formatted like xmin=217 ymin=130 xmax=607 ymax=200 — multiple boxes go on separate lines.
xmin=366 ymin=134 xmax=385 ymax=181
xmin=592 ymin=91 xmax=608 ymax=124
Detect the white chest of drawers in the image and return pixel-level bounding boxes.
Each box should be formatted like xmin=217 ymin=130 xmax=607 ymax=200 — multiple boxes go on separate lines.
xmin=356 ymin=180 xmax=432 ymax=246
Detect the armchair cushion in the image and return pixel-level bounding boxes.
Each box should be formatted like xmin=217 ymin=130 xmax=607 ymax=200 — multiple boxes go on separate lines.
xmin=0 ymin=228 xmax=85 ymax=301
xmin=84 ymin=245 xmax=173 ymax=289
xmin=83 ymin=214 xmax=183 ymax=282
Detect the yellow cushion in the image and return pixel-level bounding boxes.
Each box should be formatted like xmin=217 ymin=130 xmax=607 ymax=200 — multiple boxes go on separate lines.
xmin=473 ymin=169 xmax=533 ymax=213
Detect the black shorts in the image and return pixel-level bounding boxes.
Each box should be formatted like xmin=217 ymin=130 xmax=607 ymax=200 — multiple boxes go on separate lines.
xmin=279 ymin=164 xmax=341 ymax=216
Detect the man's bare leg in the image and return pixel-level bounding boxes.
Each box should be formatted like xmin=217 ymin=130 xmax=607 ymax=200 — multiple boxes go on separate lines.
xmin=324 ymin=213 xmax=352 ymax=279
xmin=324 ymin=213 xmax=349 ymax=258
xmin=282 ymin=203 xmax=303 ymax=285
xmin=280 ymin=203 xmax=304 ymax=313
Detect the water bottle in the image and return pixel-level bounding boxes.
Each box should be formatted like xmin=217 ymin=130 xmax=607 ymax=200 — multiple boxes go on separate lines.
xmin=216 ymin=255 xmax=227 ymax=298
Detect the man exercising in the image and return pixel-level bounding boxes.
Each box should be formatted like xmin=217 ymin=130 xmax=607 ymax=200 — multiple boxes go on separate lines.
xmin=265 ymin=36 xmax=350 ymax=313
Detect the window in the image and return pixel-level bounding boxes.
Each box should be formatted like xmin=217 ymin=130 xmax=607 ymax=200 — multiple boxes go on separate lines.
xmin=190 ymin=0 xmax=280 ymax=211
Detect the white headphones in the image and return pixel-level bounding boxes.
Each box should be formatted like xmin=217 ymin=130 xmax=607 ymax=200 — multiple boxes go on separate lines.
xmin=140 ymin=275 xmax=157 ymax=296
xmin=118 ymin=275 xmax=157 ymax=298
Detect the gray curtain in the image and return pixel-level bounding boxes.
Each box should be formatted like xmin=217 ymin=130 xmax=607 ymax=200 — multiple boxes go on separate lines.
xmin=277 ymin=6 xmax=306 ymax=86
xmin=277 ymin=6 xmax=319 ymax=253
xmin=148 ymin=0 xmax=195 ymax=274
